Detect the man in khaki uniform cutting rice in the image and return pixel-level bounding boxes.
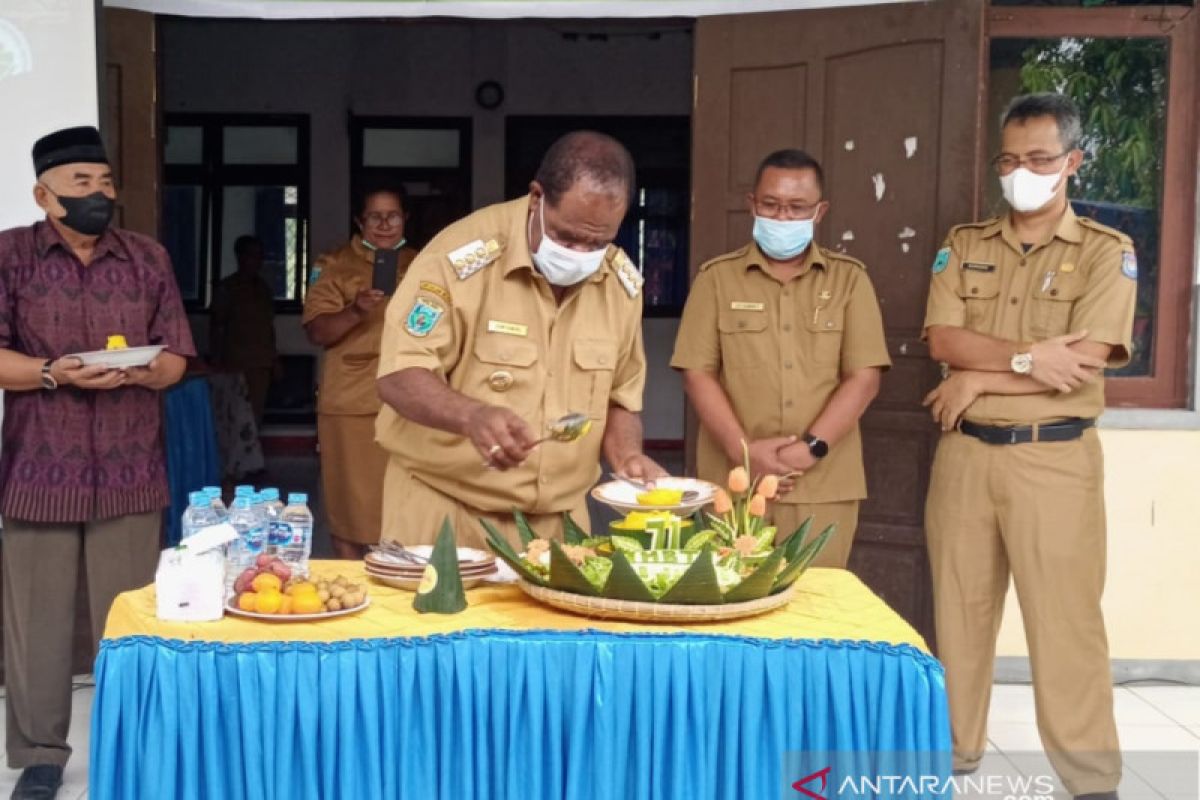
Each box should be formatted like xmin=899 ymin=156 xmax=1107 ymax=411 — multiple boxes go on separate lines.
xmin=375 ymin=131 xmax=666 ymax=549
xmin=671 ymin=149 xmax=891 ymax=568
xmin=922 ymin=93 xmax=1134 ymax=800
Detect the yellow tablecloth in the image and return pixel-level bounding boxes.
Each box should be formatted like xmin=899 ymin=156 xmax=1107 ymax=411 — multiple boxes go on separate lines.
xmin=104 ymin=561 xmax=928 ymax=650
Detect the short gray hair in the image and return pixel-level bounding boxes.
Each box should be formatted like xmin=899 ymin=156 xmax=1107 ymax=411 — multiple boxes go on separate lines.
xmin=1001 ymin=93 xmax=1083 ymax=151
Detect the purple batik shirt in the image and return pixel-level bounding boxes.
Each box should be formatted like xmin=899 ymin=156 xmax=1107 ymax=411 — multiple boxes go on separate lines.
xmin=0 ymin=220 xmax=196 ymax=523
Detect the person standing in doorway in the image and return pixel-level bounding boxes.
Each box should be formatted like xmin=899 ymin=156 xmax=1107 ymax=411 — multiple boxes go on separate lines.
xmin=303 ymin=180 xmax=418 ymax=559
xmin=0 ymin=126 xmax=194 ymax=800
xmin=671 ymin=149 xmax=890 ymax=567
xmin=922 ymin=93 xmax=1134 ymax=800
xmin=209 ymin=234 xmax=278 ymax=427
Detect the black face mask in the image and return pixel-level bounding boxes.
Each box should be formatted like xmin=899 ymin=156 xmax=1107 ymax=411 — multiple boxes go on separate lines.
xmin=44 ymin=187 xmax=115 ymax=236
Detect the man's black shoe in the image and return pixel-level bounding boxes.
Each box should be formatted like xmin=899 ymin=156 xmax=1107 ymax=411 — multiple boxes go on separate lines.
xmin=10 ymin=765 xmax=63 ymax=800
xmin=1074 ymin=793 xmax=1118 ymax=800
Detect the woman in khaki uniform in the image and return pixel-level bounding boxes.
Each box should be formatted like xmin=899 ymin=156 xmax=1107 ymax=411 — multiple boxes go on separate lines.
xmin=304 ymin=183 xmax=417 ymax=558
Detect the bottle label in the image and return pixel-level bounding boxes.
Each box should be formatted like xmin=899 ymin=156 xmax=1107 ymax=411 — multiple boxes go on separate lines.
xmin=269 ymin=521 xmax=291 ymax=547
xmin=291 ymin=525 xmax=310 ymax=547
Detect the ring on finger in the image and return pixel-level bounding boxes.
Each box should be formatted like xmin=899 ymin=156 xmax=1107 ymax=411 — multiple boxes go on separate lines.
xmin=487 ymin=444 xmax=502 ymax=456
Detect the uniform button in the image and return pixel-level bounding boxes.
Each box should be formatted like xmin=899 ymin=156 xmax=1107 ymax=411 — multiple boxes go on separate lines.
xmin=825 ymin=321 xmax=834 ymax=328
xmin=598 ymin=356 xmax=607 ymax=365
xmin=1050 ymin=289 xmax=1059 ymax=297
xmin=1019 ymin=258 xmax=1027 ymax=267
xmin=738 ymin=321 xmax=746 ymax=329
xmin=785 ymin=400 xmax=794 ymax=408
xmin=782 ymin=324 xmax=792 ymax=332
xmin=971 ymin=287 xmax=979 ymax=295
xmin=1010 ymin=297 xmax=1019 ymax=305
xmin=540 ymin=476 xmax=550 ymax=484
xmin=784 ymin=361 xmax=793 ymax=369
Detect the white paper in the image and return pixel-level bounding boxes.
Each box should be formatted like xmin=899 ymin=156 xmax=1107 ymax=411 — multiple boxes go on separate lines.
xmin=179 ymin=523 xmax=239 ymax=555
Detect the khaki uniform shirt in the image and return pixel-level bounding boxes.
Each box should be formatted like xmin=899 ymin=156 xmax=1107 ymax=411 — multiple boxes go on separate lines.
xmin=210 ymin=271 xmax=276 ymax=368
xmin=303 ymin=239 xmax=417 ymax=416
xmin=375 ymin=196 xmax=647 ymax=514
xmin=923 ymin=207 xmax=1136 ymax=425
xmin=671 ymin=243 xmax=891 ymax=504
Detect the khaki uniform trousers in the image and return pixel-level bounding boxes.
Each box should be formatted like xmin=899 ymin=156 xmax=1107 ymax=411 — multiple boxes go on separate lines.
xmin=925 ymin=429 xmax=1120 ymax=795
xmin=2 ymin=511 xmax=160 ymax=768
xmin=381 ymin=460 xmax=590 ymax=551
xmin=770 ymin=500 xmax=859 ymax=569
xmin=318 ymin=414 xmax=388 ymax=545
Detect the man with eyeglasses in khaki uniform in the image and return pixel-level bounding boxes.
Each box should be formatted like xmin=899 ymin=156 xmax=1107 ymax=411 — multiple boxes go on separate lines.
xmin=923 ymin=93 xmax=1135 ymax=800
xmin=672 ymin=149 xmax=890 ymax=567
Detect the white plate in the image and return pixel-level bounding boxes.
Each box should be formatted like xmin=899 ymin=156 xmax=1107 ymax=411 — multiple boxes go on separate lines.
xmin=366 ymin=545 xmax=492 ymax=569
xmin=224 ymin=595 xmax=370 ymax=622
xmin=366 ymin=568 xmax=495 ymax=591
xmin=68 ymin=344 xmax=166 ymax=369
xmin=590 ymin=476 xmax=717 ymax=515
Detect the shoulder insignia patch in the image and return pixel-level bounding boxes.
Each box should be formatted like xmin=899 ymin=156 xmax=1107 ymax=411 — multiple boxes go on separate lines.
xmin=1121 ymin=251 xmax=1137 ymax=280
xmin=931 ymin=247 xmax=951 ymax=274
xmin=405 ymin=297 xmax=445 ymax=338
xmin=447 ymin=239 xmax=501 ymax=280
xmin=612 ymin=248 xmax=643 ymax=298
xmin=307 ymin=266 xmax=322 ymax=286
xmin=1077 ymin=216 xmax=1133 ymax=247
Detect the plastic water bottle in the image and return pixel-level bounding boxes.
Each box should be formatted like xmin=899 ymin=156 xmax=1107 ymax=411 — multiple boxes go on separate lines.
xmin=261 ymin=488 xmax=286 ymax=554
xmin=203 ymin=486 xmax=227 ymax=519
xmin=181 ymin=491 xmax=220 ymax=540
xmin=234 ymin=485 xmax=254 ymax=500
xmin=226 ymin=497 xmax=267 ymax=597
xmin=279 ymin=493 xmax=313 ymax=576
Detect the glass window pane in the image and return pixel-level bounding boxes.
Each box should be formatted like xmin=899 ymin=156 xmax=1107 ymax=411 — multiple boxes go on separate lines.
xmin=163 ymin=184 xmax=203 ymax=301
xmin=223 ymin=126 xmax=298 ymax=165
xmin=363 ymin=128 xmax=460 ymax=168
xmin=988 ymin=37 xmax=1167 ymax=377
xmin=220 ymin=185 xmax=300 ymax=300
xmin=164 ymin=126 xmax=203 ymax=165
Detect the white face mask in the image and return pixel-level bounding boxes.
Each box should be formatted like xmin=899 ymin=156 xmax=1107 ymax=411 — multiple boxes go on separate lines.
xmin=999 ymin=164 xmax=1067 ymax=213
xmin=529 ymin=197 xmax=608 ymax=286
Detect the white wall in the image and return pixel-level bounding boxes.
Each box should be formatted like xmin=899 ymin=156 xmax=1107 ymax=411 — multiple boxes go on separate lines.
xmin=163 ymin=17 xmax=691 ymax=439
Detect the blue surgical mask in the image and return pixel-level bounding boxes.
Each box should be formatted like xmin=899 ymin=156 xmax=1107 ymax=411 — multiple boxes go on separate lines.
xmin=753 ymin=216 xmax=814 ymax=260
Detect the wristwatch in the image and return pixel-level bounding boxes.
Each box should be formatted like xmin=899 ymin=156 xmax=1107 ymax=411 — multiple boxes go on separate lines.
xmin=802 ymin=433 xmax=829 ymax=460
xmin=1010 ymin=351 xmax=1034 ymax=375
xmin=41 ymin=359 xmax=58 ymax=390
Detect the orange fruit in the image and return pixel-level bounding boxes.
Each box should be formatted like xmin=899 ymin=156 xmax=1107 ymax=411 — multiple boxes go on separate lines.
xmin=286 ymin=581 xmax=317 ymax=597
xmin=291 ymin=592 xmax=323 ymax=615
xmin=278 ymin=595 xmax=293 ymax=615
xmin=254 ymin=590 xmax=283 ymax=614
xmin=236 ymin=592 xmax=257 ymax=612
xmin=251 ymin=573 xmax=283 ymax=594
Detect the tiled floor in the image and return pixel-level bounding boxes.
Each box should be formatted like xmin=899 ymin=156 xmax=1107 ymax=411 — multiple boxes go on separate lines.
xmin=0 ymin=682 xmax=1195 ymax=798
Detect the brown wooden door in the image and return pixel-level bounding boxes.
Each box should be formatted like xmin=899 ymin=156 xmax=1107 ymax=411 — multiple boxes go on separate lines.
xmin=102 ymin=8 xmax=160 ymax=237
xmin=690 ymin=0 xmax=986 ymax=647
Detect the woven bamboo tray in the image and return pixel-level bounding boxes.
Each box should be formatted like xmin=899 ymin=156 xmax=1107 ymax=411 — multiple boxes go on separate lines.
xmin=516 ymin=579 xmax=796 ymax=623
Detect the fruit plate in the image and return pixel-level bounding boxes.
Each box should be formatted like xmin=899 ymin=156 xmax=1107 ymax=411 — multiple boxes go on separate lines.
xmin=366 ymin=568 xmax=496 ymax=591
xmin=224 ymin=596 xmax=371 ymax=622
xmin=516 ymin=579 xmax=794 ymax=623
xmin=68 ymin=344 xmax=166 ymax=369
xmin=590 ymin=477 xmax=717 ymax=515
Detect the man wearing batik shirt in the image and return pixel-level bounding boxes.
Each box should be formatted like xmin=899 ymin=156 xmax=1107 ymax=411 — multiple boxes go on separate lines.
xmin=0 ymin=126 xmax=195 ymax=800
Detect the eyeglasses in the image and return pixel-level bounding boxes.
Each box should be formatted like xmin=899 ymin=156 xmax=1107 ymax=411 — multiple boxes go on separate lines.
xmin=362 ymin=211 xmax=403 ymax=226
xmin=990 ymin=151 xmax=1069 ymax=175
xmin=753 ymin=199 xmax=822 ymax=220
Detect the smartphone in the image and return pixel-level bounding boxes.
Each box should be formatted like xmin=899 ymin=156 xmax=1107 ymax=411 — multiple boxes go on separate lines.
xmin=372 ymin=249 xmax=400 ymax=294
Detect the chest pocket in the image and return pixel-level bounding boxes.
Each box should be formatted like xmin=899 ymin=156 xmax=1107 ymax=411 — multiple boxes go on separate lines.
xmin=1029 ymin=271 xmax=1085 ymax=339
xmin=472 ymin=336 xmax=540 ymax=414
xmin=804 ymin=304 xmax=845 ymax=367
xmin=571 ymin=339 xmax=618 ymax=420
xmin=718 ymin=311 xmax=769 ymax=370
xmin=958 ymin=270 xmax=1001 ymax=329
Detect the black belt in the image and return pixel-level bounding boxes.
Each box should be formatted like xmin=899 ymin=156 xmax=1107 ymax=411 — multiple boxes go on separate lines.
xmin=958 ymin=418 xmax=1095 ymax=445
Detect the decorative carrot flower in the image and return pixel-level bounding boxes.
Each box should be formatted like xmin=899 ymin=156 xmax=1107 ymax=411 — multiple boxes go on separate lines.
xmin=728 ymin=467 xmax=750 ymax=493
xmin=713 ymin=488 xmax=733 ymax=515
xmin=748 ymin=494 xmax=767 ymax=517
xmin=758 ymin=474 xmax=780 ymax=500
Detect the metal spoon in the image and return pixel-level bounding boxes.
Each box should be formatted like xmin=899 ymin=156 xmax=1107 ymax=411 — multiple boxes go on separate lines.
xmin=371 ymin=540 xmax=430 ymax=565
xmin=531 ymin=412 xmax=592 ymax=445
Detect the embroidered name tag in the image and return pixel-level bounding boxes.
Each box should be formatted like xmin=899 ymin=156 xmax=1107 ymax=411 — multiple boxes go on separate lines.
xmin=487 ymin=320 xmax=528 ymax=337
xmin=963 ymin=262 xmax=996 ymax=272
xmin=730 ymin=302 xmax=764 ymax=311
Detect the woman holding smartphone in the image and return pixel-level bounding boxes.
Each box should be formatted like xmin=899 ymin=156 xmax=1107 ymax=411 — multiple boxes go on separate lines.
xmin=303 ymin=179 xmax=418 ymax=559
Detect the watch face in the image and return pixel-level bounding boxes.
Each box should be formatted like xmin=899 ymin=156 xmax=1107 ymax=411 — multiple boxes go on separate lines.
xmin=806 ymin=436 xmax=829 ymax=458
xmin=1012 ymin=353 xmax=1033 ymax=375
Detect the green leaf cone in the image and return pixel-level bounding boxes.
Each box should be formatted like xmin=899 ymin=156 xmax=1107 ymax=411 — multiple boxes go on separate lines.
xmin=412 ymin=516 xmax=468 ymax=614
xmin=480 ymin=519 xmax=548 ymax=586
xmin=547 ymin=540 xmax=602 ymax=597
xmin=562 ymin=512 xmax=587 ymax=545
xmin=602 ymin=551 xmax=657 ymax=602
xmin=659 ymin=545 xmax=724 ymax=605
xmin=723 ymin=546 xmax=785 ymax=603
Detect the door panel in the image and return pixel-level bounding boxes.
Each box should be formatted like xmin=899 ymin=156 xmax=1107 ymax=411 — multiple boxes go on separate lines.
xmin=103 ymin=8 xmax=159 ymax=237
xmin=692 ymin=0 xmax=986 ymax=647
